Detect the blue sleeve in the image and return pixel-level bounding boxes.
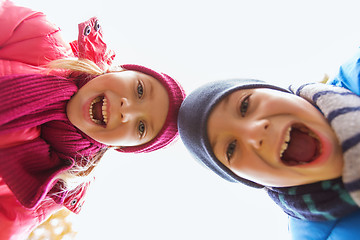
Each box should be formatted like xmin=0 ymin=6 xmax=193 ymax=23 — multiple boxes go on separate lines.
xmin=328 ymin=49 xmax=360 ymax=95
xmin=289 ymin=210 xmax=360 ymax=240
xmin=290 ymin=50 xmax=360 ymax=240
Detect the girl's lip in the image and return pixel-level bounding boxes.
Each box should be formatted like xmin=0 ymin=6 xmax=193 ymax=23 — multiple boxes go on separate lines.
xmin=83 ymin=94 xmax=111 ymax=127
xmin=277 ymin=122 xmax=331 ymax=167
xmin=299 ymin=128 xmax=331 ymax=167
xmin=83 ymin=97 xmax=93 ymax=125
xmin=103 ymin=95 xmax=110 ymax=126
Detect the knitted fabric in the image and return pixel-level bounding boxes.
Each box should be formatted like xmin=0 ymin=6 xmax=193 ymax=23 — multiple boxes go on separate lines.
xmin=178 ymin=79 xmax=360 ymax=221
xmin=0 ymin=74 xmax=105 ymax=209
xmin=178 ymin=79 xmax=288 ymax=188
xmin=267 ymin=82 xmax=360 ymax=221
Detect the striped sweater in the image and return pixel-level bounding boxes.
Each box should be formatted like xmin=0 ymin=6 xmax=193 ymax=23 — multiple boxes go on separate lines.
xmin=267 ymin=82 xmax=360 ymax=221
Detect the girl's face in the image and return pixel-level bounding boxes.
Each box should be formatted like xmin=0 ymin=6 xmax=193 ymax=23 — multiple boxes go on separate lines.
xmin=66 ymin=71 xmax=169 ymax=147
xmin=207 ymin=88 xmax=343 ymax=187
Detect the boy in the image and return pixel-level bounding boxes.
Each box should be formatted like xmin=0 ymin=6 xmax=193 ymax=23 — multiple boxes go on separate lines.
xmin=178 ymin=50 xmax=360 ymax=239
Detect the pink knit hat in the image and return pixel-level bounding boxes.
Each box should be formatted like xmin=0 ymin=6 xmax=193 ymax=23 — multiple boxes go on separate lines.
xmin=116 ymin=64 xmax=186 ymax=153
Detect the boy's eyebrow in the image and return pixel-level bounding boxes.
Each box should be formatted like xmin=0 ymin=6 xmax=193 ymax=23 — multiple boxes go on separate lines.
xmin=222 ymin=94 xmax=231 ymax=108
xmin=208 ymin=95 xmax=231 ymax=158
xmin=209 ymin=136 xmax=215 ymax=151
xmin=209 ymin=136 xmax=222 ymax=163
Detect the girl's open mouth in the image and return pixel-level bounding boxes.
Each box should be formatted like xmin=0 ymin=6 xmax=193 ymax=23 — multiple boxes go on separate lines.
xmin=280 ymin=124 xmax=322 ymax=166
xmin=89 ymin=95 xmax=108 ymax=126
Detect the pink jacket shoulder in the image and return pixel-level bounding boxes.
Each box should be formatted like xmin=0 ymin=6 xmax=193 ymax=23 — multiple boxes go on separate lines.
xmin=0 ymin=177 xmax=90 ymax=239
xmin=0 ymin=0 xmax=72 ymax=75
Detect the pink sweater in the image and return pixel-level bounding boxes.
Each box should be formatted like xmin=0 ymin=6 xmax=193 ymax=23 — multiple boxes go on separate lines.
xmin=0 ymin=1 xmax=112 ymax=239
xmin=0 ymin=74 xmax=105 ymax=208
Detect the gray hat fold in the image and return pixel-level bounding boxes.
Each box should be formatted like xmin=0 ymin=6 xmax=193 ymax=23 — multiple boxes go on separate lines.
xmin=178 ymin=79 xmax=288 ymax=188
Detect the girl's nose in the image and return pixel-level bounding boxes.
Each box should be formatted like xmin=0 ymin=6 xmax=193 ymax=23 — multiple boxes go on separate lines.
xmin=119 ymin=97 xmax=132 ymax=123
xmin=243 ymin=119 xmax=269 ymax=149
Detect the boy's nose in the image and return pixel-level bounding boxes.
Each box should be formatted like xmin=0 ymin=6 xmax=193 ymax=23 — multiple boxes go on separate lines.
xmin=243 ymin=119 xmax=269 ymax=149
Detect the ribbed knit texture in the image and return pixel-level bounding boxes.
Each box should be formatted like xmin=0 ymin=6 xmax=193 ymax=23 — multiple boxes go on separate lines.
xmin=0 ymin=75 xmax=73 ymax=133
xmin=267 ymin=83 xmax=360 ymax=221
xmin=0 ymin=74 xmax=104 ymax=209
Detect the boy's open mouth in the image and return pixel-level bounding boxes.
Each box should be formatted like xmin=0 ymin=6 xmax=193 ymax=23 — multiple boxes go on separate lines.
xmin=89 ymin=95 xmax=108 ymax=126
xmin=280 ymin=124 xmax=321 ymax=166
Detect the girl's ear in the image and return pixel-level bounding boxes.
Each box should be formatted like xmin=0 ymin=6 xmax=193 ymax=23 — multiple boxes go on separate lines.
xmin=110 ymin=146 xmax=122 ymax=151
xmin=112 ymin=146 xmax=128 ymax=153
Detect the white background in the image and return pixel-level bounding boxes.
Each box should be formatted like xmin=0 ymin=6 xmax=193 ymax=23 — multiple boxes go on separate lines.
xmin=15 ymin=0 xmax=360 ymax=239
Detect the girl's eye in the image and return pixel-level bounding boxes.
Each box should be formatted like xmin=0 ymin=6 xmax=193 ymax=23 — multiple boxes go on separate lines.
xmin=240 ymin=95 xmax=250 ymax=117
xmin=138 ymin=121 xmax=146 ymax=137
xmin=137 ymin=81 xmax=144 ymax=99
xmin=226 ymin=140 xmax=237 ymax=162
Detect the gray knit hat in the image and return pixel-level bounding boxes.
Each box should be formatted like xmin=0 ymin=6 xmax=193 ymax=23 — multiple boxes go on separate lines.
xmin=178 ymin=79 xmax=288 ymax=188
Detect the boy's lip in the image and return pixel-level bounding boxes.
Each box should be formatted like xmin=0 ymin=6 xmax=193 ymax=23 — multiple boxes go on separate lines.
xmin=277 ymin=122 xmax=294 ymax=163
xmin=277 ymin=122 xmax=330 ymax=167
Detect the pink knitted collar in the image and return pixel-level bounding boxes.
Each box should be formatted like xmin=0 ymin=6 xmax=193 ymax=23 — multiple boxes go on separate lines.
xmin=0 ymin=74 xmax=104 ymax=208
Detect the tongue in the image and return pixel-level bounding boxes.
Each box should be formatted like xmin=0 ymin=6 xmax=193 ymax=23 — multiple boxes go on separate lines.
xmin=92 ymin=100 xmax=104 ymax=122
xmin=282 ymin=128 xmax=317 ymax=165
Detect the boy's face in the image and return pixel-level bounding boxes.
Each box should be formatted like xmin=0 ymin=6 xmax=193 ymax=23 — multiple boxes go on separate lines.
xmin=66 ymin=71 xmax=169 ymax=147
xmin=207 ymin=88 xmax=343 ymax=187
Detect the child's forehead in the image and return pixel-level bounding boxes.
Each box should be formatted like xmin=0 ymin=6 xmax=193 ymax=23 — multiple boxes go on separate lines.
xmin=120 ymin=65 xmax=165 ymax=86
xmin=218 ymin=86 xmax=264 ymax=101
xmin=211 ymin=86 xmax=292 ymax=115
xmin=228 ymin=86 xmax=286 ymax=97
xmin=113 ymin=70 xmax=153 ymax=79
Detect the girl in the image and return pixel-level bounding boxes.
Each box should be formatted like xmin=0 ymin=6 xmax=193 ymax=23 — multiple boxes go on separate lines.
xmin=0 ymin=1 xmax=185 ymax=239
xmin=177 ymin=51 xmax=360 ymax=239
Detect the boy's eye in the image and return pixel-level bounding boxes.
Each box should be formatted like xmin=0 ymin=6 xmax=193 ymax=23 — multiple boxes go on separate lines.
xmin=137 ymin=81 xmax=144 ymax=99
xmin=138 ymin=121 xmax=146 ymax=137
xmin=240 ymin=95 xmax=250 ymax=117
xmin=226 ymin=140 xmax=237 ymax=162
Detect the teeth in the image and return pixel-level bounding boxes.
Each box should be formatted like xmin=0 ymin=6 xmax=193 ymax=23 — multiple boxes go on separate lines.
xmin=280 ymin=127 xmax=291 ymax=157
xmin=279 ymin=125 xmax=322 ymax=162
xmin=89 ymin=96 xmax=108 ymax=125
xmin=102 ymin=97 xmax=108 ymax=124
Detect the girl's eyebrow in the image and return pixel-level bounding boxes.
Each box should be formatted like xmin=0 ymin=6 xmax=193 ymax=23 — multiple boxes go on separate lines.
xmin=145 ymin=78 xmax=155 ymax=139
xmin=148 ymin=119 xmax=155 ymax=139
xmin=143 ymin=75 xmax=154 ymax=98
xmin=149 ymin=78 xmax=154 ymax=97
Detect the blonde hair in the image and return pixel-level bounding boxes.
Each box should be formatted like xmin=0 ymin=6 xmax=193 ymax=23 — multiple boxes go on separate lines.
xmin=48 ymin=58 xmax=105 ymax=76
xmin=48 ymin=58 xmax=120 ymax=191
xmin=56 ymin=148 xmax=108 ymax=191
